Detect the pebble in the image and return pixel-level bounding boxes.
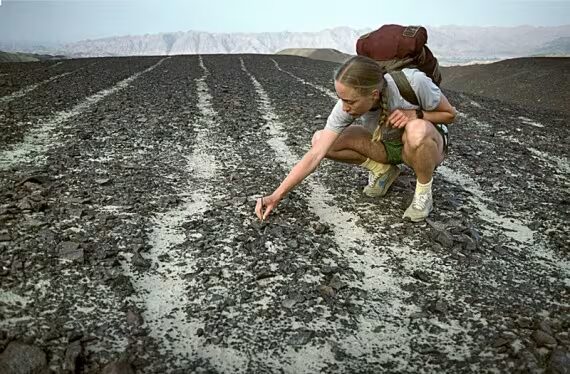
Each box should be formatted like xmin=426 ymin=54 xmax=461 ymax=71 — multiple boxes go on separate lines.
xmin=0 ymin=342 xmax=48 ymax=374
xmin=532 ymin=330 xmax=557 ymax=348
xmin=101 ymin=359 xmax=135 ymax=374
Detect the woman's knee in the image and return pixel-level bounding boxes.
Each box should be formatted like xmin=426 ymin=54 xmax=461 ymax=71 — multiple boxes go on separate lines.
xmin=404 ymin=120 xmax=434 ymax=149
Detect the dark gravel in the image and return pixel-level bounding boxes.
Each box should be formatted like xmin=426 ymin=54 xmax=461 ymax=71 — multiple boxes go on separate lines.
xmin=0 ymin=54 xmax=568 ymax=373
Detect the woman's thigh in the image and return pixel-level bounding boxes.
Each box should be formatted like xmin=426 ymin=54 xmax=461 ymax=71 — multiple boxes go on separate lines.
xmin=331 ymin=125 xmax=389 ymax=163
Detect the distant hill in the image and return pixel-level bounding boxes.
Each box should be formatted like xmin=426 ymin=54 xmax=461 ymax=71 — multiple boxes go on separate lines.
xmin=276 ymin=48 xmax=352 ymax=64
xmin=0 ymin=50 xmax=65 ymax=63
xmin=0 ymin=51 xmax=39 ymax=62
xmin=10 ymin=25 xmax=562 ymax=63
xmin=531 ymin=37 xmax=570 ymax=56
xmin=441 ymin=57 xmax=570 ymax=115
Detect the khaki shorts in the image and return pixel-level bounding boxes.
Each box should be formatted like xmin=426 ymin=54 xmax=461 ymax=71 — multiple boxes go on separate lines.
xmin=382 ymin=124 xmax=449 ymax=165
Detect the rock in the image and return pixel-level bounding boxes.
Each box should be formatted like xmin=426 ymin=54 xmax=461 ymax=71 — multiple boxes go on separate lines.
xmin=101 ymin=359 xmax=135 ymax=374
xmin=58 ymin=241 xmax=84 ymax=262
xmin=255 ymin=270 xmax=274 ymax=281
xmin=17 ymin=198 xmax=33 ymax=211
xmin=318 ymin=285 xmax=336 ymax=298
xmin=517 ymin=316 xmax=533 ymax=329
xmin=131 ymin=251 xmax=150 ymax=269
xmin=328 ymin=274 xmax=345 ymax=290
xmin=63 ymin=340 xmax=83 ymax=373
xmin=532 ymin=330 xmax=557 ymax=347
xmin=286 ymin=239 xmax=298 ymax=249
xmin=461 ymin=234 xmax=477 ymax=251
xmin=431 ymin=229 xmax=454 ymax=248
xmin=0 ymin=230 xmax=11 ymax=242
xmin=538 ymin=319 xmax=554 ymax=335
xmin=95 ymin=178 xmax=111 ymax=185
xmin=548 ymin=348 xmax=570 ymax=374
xmin=127 ymin=310 xmax=144 ymax=327
xmin=412 ymin=270 xmax=431 ymax=283
xmin=492 ymin=337 xmax=510 ymax=348
xmin=288 ymin=330 xmax=314 ymax=346
xmin=0 ymin=341 xmax=48 ymax=374
xmin=433 ymin=299 xmax=448 ymax=314
xmin=281 ymin=297 xmax=297 ymax=309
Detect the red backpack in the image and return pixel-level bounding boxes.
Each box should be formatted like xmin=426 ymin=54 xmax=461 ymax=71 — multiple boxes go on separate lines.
xmin=356 ymin=24 xmax=442 ymax=96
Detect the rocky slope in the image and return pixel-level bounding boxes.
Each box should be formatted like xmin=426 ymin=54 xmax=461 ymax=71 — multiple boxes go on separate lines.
xmin=441 ymin=57 xmax=570 ymax=115
xmin=0 ymin=54 xmax=568 ymax=373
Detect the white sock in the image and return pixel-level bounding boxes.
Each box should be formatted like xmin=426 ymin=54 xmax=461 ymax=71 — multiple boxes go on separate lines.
xmin=415 ymin=178 xmax=433 ymax=195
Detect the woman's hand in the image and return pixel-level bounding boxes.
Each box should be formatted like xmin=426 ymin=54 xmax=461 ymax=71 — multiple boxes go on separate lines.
xmin=255 ymin=194 xmax=281 ymax=221
xmin=388 ymin=109 xmax=417 ymax=128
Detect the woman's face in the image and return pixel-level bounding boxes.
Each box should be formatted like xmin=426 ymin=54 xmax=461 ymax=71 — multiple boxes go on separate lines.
xmin=334 ymin=80 xmax=379 ymax=117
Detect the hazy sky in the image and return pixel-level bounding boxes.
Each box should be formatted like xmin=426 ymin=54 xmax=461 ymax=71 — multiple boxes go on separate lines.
xmin=1 ymin=0 xmax=569 ymax=43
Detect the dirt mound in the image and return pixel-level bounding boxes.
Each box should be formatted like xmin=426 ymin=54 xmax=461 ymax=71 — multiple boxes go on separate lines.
xmin=441 ymin=57 xmax=570 ymax=115
xmin=276 ymin=48 xmax=352 ymax=64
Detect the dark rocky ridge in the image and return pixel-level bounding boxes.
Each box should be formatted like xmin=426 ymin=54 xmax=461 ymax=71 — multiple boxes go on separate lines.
xmin=441 ymin=57 xmax=570 ymax=115
xmin=0 ymin=54 xmax=568 ymax=373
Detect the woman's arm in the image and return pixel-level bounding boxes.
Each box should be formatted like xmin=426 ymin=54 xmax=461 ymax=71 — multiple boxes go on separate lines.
xmin=255 ymin=129 xmax=339 ymax=220
xmin=421 ymin=94 xmax=457 ymax=124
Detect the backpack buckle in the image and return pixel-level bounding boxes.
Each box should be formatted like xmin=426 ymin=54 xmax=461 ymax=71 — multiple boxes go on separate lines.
xmin=402 ymin=26 xmax=420 ymax=38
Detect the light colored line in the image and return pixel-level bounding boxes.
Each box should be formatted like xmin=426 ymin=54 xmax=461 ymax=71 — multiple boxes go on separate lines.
xmin=437 ymin=165 xmax=535 ymax=243
xmin=241 ymin=57 xmax=472 ymax=372
xmin=0 ymin=57 xmax=169 ymax=170
xmin=0 ymin=71 xmax=73 ymax=104
xmin=121 ymin=55 xmax=248 ymax=372
xmin=270 ymin=58 xmax=337 ymax=100
xmin=0 ymin=62 xmax=97 ymax=104
xmin=517 ymin=116 xmax=544 ymax=128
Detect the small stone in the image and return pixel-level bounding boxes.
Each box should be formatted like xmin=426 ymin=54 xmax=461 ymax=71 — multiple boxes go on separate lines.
xmin=131 ymin=251 xmax=150 ymax=269
xmin=434 ymin=299 xmax=448 ymax=314
xmin=0 ymin=230 xmax=10 ymax=242
xmin=532 ymin=330 xmax=557 ymax=347
xmin=95 ymin=178 xmax=111 ymax=185
xmin=282 ymin=297 xmax=297 ymax=309
xmin=538 ymin=319 xmax=554 ymax=335
xmin=289 ymin=330 xmax=314 ymax=346
xmin=17 ymin=198 xmax=33 ymax=210
xmin=548 ymin=348 xmax=570 ymax=374
xmin=319 ymin=285 xmax=336 ymax=298
xmin=328 ymin=274 xmax=345 ymax=290
xmin=101 ymin=359 xmax=135 ymax=374
xmin=286 ymin=239 xmax=298 ymax=249
xmin=58 ymin=241 xmax=84 ymax=262
xmin=412 ymin=270 xmax=431 ymax=283
xmin=492 ymin=337 xmax=510 ymax=348
xmin=0 ymin=342 xmax=48 ymax=374
xmin=127 ymin=310 xmax=144 ymax=327
xmin=432 ymin=229 xmax=454 ymax=248
xmin=517 ymin=316 xmax=533 ymax=329
xmin=196 ymin=328 xmax=204 ymax=337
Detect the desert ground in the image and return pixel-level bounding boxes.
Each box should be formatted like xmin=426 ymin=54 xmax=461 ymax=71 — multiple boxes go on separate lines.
xmin=0 ymin=54 xmax=568 ymax=373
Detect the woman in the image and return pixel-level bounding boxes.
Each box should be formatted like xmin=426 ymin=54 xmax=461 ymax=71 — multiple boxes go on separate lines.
xmin=256 ymin=55 xmax=456 ymax=222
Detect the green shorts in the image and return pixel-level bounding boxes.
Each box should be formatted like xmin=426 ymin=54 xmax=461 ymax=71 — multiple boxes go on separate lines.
xmin=382 ymin=124 xmax=449 ymax=165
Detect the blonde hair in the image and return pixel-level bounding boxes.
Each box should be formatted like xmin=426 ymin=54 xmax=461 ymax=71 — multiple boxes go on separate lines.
xmin=335 ymin=56 xmax=389 ymax=141
xmin=335 ymin=55 xmax=385 ymax=95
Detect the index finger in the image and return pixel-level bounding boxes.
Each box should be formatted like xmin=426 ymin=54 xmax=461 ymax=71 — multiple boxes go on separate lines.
xmin=255 ymin=198 xmax=264 ymax=220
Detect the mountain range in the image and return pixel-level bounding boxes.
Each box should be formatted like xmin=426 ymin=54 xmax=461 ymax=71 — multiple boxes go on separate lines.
xmin=2 ymin=25 xmax=570 ymax=64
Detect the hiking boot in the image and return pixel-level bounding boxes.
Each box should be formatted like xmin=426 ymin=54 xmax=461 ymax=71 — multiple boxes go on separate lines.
xmin=403 ymin=191 xmax=433 ymax=222
xmin=363 ymin=165 xmax=401 ymax=197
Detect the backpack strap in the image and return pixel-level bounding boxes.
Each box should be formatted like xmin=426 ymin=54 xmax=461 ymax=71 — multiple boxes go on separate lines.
xmin=389 ymin=70 xmax=419 ymax=107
